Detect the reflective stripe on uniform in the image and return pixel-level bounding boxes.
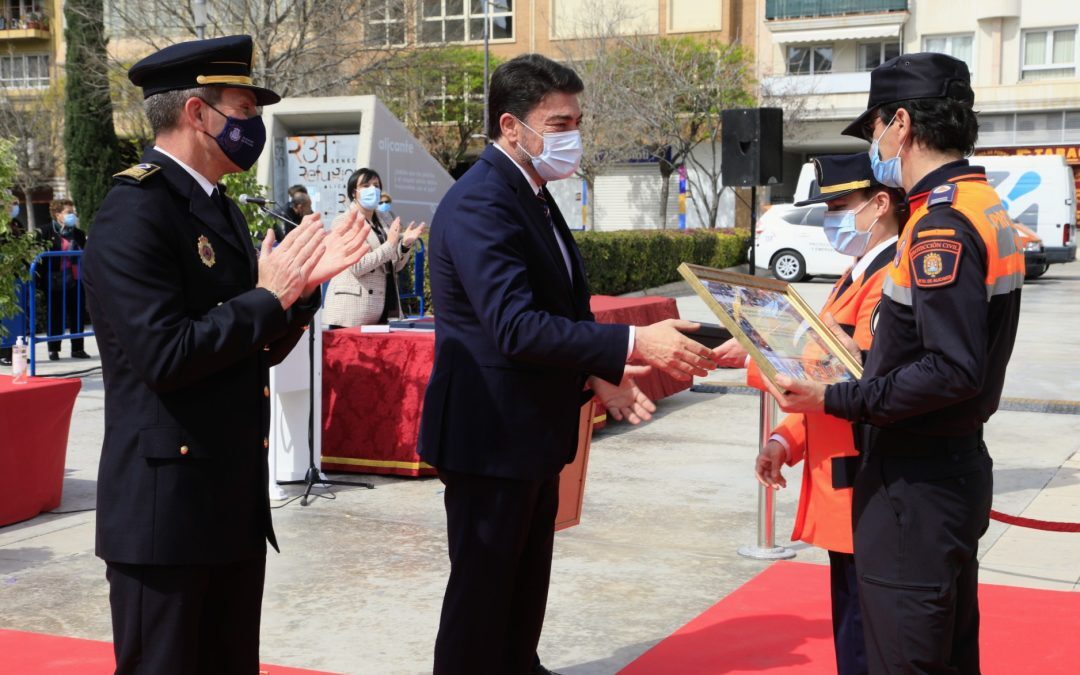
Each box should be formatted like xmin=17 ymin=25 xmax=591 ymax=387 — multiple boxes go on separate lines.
xmin=987 ymin=272 xmax=1024 ymax=299
xmin=883 ymin=276 xmax=913 ymax=305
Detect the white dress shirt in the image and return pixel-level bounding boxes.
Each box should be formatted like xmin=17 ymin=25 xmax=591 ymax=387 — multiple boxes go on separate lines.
xmin=153 ymin=146 xmax=216 ymax=197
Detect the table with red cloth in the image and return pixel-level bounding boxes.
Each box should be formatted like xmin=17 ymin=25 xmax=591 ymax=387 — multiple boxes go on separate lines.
xmin=0 ymin=375 xmax=81 ymax=526
xmin=320 ymin=295 xmax=685 ymax=477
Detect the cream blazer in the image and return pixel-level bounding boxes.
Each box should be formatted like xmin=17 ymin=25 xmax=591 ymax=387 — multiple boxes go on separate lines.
xmin=323 ymin=210 xmax=412 ymax=327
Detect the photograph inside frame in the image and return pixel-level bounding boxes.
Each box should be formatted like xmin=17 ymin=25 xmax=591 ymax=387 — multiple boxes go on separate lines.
xmin=678 ymin=263 xmax=863 ymax=387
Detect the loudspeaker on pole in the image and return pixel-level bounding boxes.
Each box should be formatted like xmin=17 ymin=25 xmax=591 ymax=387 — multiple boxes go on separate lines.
xmin=721 ymin=108 xmax=784 ymax=188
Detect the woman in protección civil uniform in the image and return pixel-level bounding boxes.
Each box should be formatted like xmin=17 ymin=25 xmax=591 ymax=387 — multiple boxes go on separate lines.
xmin=715 ymin=153 xmax=906 ymax=675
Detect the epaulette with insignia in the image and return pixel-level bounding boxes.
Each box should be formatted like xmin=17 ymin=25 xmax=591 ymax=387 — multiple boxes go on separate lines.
xmin=926 ymin=183 xmax=957 ymax=208
xmin=113 ymin=163 xmax=162 ymax=184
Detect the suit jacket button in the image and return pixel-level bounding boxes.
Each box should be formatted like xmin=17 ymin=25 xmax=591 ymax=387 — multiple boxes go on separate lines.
xmin=263 ymin=345 xmax=271 ymax=352
xmin=263 ymin=437 xmax=269 ymax=449
xmin=180 ymin=445 xmax=190 ymax=456
xmin=263 ymin=385 xmax=270 ymax=397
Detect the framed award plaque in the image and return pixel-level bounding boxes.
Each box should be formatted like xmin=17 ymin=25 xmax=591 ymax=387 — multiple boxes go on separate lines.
xmin=678 ymin=263 xmax=863 ymax=387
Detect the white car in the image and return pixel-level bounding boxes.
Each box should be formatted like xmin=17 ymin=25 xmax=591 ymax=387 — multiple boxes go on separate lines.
xmin=751 ymin=203 xmax=851 ymax=281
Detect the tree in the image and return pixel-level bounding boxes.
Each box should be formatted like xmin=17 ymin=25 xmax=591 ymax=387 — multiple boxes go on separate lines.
xmin=101 ymin=0 xmax=410 ymax=98
xmin=621 ymin=36 xmax=757 ymax=229
xmin=365 ymin=46 xmax=492 ymax=175
xmin=64 ymin=0 xmax=124 ymax=229
xmin=555 ymin=3 xmax=652 ymax=229
xmin=0 ymin=82 xmax=65 ymax=233
xmin=0 ymin=137 xmax=45 ymax=335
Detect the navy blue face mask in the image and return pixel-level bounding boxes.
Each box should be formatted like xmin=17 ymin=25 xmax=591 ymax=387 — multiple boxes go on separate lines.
xmin=200 ymin=99 xmax=266 ymax=171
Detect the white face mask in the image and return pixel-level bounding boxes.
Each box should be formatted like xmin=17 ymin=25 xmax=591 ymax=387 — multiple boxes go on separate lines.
xmin=515 ymin=117 xmax=583 ymax=182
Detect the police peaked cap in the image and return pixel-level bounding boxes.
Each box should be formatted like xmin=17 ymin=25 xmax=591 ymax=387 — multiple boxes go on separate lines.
xmin=794 ymin=153 xmax=883 ymax=207
xmin=128 ymin=35 xmax=281 ymax=106
xmin=842 ymin=52 xmax=974 ymax=141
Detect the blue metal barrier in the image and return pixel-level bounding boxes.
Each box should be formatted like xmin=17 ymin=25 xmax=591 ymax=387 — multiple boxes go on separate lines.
xmin=27 ymin=250 xmax=94 ymax=375
xmin=0 ymin=278 xmax=29 ymax=350
xmin=398 ymin=239 xmax=426 ymax=318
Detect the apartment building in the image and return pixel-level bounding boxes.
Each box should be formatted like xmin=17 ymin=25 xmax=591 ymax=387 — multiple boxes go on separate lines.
xmin=362 ymin=0 xmax=755 ymax=229
xmin=758 ymin=0 xmax=1080 ymax=206
xmin=0 ymin=0 xmax=64 ymax=218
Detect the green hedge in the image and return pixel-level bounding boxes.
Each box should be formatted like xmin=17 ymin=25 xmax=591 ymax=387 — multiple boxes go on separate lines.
xmin=573 ymin=228 xmax=749 ymax=296
xmin=403 ymin=228 xmax=748 ymax=315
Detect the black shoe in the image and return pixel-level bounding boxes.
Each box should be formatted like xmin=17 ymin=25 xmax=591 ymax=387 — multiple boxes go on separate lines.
xmin=71 ymin=350 xmax=92 ymax=359
xmin=48 ymin=352 xmax=59 ymax=361
xmin=0 ymin=357 xmax=10 ymax=366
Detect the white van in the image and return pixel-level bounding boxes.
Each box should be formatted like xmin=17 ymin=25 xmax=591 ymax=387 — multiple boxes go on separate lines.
xmin=972 ymin=155 xmax=1076 ymax=268
xmin=754 ymin=156 xmax=1075 ymax=280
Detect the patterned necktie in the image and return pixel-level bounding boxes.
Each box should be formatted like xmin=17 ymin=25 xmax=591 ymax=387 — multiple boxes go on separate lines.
xmin=536 ymin=190 xmax=573 ymax=284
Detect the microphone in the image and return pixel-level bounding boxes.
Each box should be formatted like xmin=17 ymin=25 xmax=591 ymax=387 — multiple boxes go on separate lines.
xmin=238 ymin=194 xmax=275 ymax=206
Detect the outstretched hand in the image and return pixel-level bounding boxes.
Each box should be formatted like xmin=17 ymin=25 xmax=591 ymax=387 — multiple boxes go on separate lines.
xmin=631 ymin=319 xmax=718 ymax=381
xmin=303 ymin=210 xmax=372 ymax=296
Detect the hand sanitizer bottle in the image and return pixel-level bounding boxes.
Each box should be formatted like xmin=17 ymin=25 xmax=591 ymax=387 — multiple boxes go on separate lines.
xmin=11 ymin=336 xmax=28 ymax=384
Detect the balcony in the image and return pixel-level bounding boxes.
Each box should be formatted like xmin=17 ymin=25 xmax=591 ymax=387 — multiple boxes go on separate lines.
xmin=0 ymin=8 xmax=50 ymax=41
xmin=766 ymin=1 xmax=908 ymax=21
xmin=763 ymin=71 xmax=871 ymax=96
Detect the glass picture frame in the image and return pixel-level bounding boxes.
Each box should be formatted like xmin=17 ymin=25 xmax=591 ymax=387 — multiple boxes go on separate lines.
xmin=678 ymin=263 xmax=863 ymax=387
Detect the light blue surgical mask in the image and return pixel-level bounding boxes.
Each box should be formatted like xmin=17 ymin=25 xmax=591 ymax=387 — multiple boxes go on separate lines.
xmin=357 ymin=185 xmax=381 ymax=211
xmin=63 ymin=212 xmax=79 ymax=228
xmin=9 ymin=203 xmax=19 ymax=219
xmin=868 ymin=114 xmax=905 ymax=189
xmin=823 ymin=199 xmax=879 ymax=258
xmin=376 ymin=202 xmax=392 ymax=213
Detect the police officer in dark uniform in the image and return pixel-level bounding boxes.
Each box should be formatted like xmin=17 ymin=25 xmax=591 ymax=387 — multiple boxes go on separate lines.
xmin=766 ymin=53 xmax=1024 ymax=673
xmin=83 ymin=35 xmax=369 ymax=675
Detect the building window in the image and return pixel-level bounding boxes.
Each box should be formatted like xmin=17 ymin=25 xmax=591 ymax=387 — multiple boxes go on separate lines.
xmin=787 ymin=45 xmax=833 ymax=75
xmin=367 ymin=0 xmax=406 ymax=47
xmin=858 ymin=40 xmax=901 ymax=71
xmin=419 ymin=0 xmax=513 ymax=45
xmin=0 ymin=53 xmax=49 ymax=88
xmin=1022 ymin=27 xmax=1076 ymax=80
xmin=923 ymin=34 xmax=974 ymax=72
xmin=0 ymin=1 xmax=45 ymax=29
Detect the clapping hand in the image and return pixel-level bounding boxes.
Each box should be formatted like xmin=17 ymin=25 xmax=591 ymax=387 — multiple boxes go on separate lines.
xmin=386 ymin=217 xmax=402 ymax=247
xmin=401 ymin=220 xmax=426 ymax=248
xmin=590 ymin=365 xmax=656 ymax=424
xmin=303 ymin=210 xmax=372 ymax=297
xmin=257 ymin=216 xmax=327 ymax=310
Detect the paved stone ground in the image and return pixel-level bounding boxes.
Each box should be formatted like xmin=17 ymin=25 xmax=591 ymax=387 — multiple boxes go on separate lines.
xmin=2 ymin=262 xmax=1078 ymax=674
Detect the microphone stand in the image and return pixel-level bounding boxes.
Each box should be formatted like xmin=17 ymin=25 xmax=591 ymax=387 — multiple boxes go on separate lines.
xmin=260 ymin=202 xmax=374 ymax=504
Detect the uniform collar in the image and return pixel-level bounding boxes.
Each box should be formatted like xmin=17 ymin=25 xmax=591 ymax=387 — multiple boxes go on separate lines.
xmin=153 ymin=145 xmax=217 ymax=197
xmin=852 ymin=235 xmax=898 ymax=281
xmin=906 ymin=159 xmax=986 ymax=211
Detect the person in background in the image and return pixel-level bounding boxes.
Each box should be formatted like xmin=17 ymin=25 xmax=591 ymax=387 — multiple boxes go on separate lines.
xmin=323 ymin=168 xmax=425 ymax=328
xmin=271 ymin=184 xmax=310 ymax=241
xmin=714 ymin=153 xmax=906 ymax=675
xmin=769 ymin=53 xmax=1024 ymax=673
xmin=45 ymin=198 xmax=90 ymax=360
xmin=377 ymin=192 xmax=396 ymax=221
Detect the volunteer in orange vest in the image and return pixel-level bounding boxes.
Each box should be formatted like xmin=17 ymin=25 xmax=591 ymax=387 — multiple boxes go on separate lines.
xmin=764 ymin=53 xmax=1024 ymax=674
xmin=715 ymin=153 xmax=904 ymax=675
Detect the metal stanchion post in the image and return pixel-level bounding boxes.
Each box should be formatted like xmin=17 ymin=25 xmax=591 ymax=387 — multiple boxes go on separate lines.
xmin=738 ymin=391 xmax=796 ymax=560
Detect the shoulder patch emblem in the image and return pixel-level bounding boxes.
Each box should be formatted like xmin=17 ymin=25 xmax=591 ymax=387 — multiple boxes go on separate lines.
xmin=910 ymin=238 xmax=962 ymax=288
xmin=197 ymin=235 xmax=216 ymax=268
xmin=927 ymin=183 xmax=957 ymax=208
xmin=113 ymin=163 xmax=162 ymax=183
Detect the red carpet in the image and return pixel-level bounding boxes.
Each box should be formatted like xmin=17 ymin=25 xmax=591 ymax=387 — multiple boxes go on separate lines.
xmin=621 ymin=561 xmax=1080 ymax=674
xmin=0 ymin=629 xmax=341 ymax=674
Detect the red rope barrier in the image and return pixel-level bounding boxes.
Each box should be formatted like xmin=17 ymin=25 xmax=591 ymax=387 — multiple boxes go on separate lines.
xmin=989 ymin=509 xmax=1080 ymax=533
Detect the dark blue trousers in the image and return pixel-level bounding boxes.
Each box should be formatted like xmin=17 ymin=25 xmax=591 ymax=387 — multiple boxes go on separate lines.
xmin=829 ymin=550 xmax=868 ymax=675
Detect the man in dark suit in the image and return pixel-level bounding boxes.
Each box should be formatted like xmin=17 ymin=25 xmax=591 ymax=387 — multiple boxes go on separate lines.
xmin=419 ymin=54 xmax=718 ymax=674
xmin=83 ymin=35 xmax=369 ymax=675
